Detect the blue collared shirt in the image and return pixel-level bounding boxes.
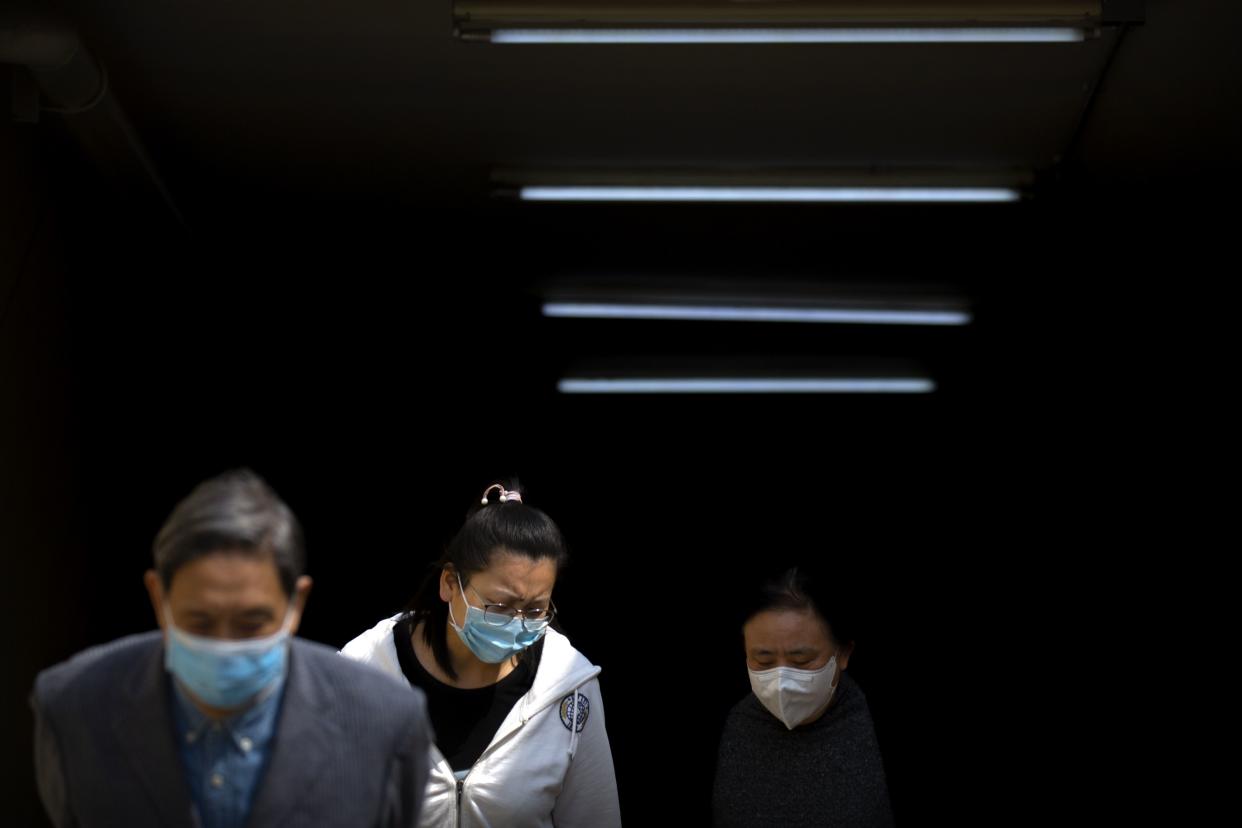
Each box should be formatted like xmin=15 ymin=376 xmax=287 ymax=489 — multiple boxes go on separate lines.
xmin=169 ymin=673 xmax=286 ymax=828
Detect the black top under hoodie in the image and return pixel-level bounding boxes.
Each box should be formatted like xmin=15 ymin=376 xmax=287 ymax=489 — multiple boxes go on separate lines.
xmin=393 ymin=613 xmax=539 ymax=772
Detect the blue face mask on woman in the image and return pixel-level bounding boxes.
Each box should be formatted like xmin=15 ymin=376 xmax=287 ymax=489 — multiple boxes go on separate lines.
xmin=448 ymin=574 xmax=547 ymax=664
xmin=163 ymin=606 xmax=293 ymax=709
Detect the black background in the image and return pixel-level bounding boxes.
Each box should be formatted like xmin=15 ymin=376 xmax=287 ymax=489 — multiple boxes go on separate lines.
xmin=4 ymin=2 xmax=1236 ymax=824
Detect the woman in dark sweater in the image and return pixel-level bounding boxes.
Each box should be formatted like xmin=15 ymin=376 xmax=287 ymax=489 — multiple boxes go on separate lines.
xmin=713 ymin=567 xmax=894 ymax=827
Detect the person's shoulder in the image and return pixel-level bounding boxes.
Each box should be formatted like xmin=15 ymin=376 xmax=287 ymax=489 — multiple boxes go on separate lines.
xmin=813 ymin=672 xmax=884 ymax=748
xmin=294 ymin=637 xmax=424 ymax=713
xmin=717 ymin=693 xmax=777 ymax=763
xmin=529 ymin=628 xmax=606 ymax=706
xmin=339 ymin=613 xmax=402 ymax=662
xmin=723 ymin=691 xmax=769 ymax=728
xmin=832 ymin=672 xmax=872 ymax=720
xmin=33 ymin=631 xmax=162 ymax=708
xmin=541 ymin=627 xmax=599 ymax=674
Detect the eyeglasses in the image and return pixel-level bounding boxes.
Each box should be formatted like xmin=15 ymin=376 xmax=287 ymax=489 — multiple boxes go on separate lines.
xmin=460 ymin=577 xmax=557 ymax=631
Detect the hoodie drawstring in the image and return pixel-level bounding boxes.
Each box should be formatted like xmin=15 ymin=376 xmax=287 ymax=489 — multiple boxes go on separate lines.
xmin=568 ymin=685 xmax=582 ymax=759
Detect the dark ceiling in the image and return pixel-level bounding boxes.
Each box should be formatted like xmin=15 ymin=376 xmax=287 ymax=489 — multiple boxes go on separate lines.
xmin=31 ymin=0 xmax=1242 ymax=219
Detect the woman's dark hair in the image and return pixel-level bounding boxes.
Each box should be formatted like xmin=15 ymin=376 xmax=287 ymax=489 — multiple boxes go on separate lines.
xmin=740 ymin=566 xmax=857 ymax=649
xmin=407 ymin=482 xmax=570 ymax=680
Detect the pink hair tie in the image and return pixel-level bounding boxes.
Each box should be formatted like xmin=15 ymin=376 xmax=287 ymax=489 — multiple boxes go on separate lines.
xmin=480 ymin=484 xmax=522 ymax=505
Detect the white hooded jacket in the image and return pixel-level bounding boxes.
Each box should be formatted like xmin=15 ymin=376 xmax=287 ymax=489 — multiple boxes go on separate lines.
xmin=341 ymin=614 xmax=622 ymax=828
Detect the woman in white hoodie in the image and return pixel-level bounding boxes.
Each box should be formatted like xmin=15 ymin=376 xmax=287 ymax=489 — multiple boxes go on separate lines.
xmin=341 ymin=482 xmax=621 ymax=828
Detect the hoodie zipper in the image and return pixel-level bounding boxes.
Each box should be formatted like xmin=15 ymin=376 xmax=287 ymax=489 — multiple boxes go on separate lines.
xmin=448 ymin=653 xmax=601 ymax=825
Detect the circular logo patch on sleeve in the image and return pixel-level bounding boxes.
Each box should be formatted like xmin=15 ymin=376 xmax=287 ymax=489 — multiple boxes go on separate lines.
xmin=559 ymin=692 xmax=589 ymax=732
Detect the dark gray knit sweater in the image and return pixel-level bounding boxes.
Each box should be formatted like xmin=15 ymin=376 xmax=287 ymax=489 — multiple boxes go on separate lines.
xmin=712 ymin=672 xmax=895 ymax=827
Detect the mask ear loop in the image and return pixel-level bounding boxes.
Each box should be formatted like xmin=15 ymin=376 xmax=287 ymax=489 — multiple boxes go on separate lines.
xmin=277 ymin=599 xmax=298 ymax=635
xmin=568 ymin=688 xmax=580 ymax=759
xmin=447 ymin=571 xmax=468 ymax=632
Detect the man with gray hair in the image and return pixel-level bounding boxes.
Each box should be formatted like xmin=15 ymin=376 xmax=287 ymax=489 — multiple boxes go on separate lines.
xmin=30 ymin=468 xmax=432 ymax=828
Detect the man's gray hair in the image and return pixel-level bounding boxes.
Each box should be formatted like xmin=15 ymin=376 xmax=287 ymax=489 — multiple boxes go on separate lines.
xmin=153 ymin=468 xmax=305 ymax=595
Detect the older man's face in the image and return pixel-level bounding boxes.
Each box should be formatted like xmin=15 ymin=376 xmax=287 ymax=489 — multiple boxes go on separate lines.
xmin=145 ymin=552 xmax=310 ymax=641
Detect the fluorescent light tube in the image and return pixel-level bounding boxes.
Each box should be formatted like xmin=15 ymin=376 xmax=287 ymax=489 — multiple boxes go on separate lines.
xmin=492 ymin=27 xmax=1086 ymax=45
xmin=519 ymin=186 xmax=1020 ymax=202
xmin=542 ymin=302 xmax=970 ymax=326
xmin=557 ymin=378 xmax=935 ymax=393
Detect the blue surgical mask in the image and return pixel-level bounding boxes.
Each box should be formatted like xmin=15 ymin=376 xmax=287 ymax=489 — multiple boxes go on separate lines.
xmin=163 ymin=606 xmax=293 ymax=709
xmin=448 ymin=574 xmax=546 ymax=664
